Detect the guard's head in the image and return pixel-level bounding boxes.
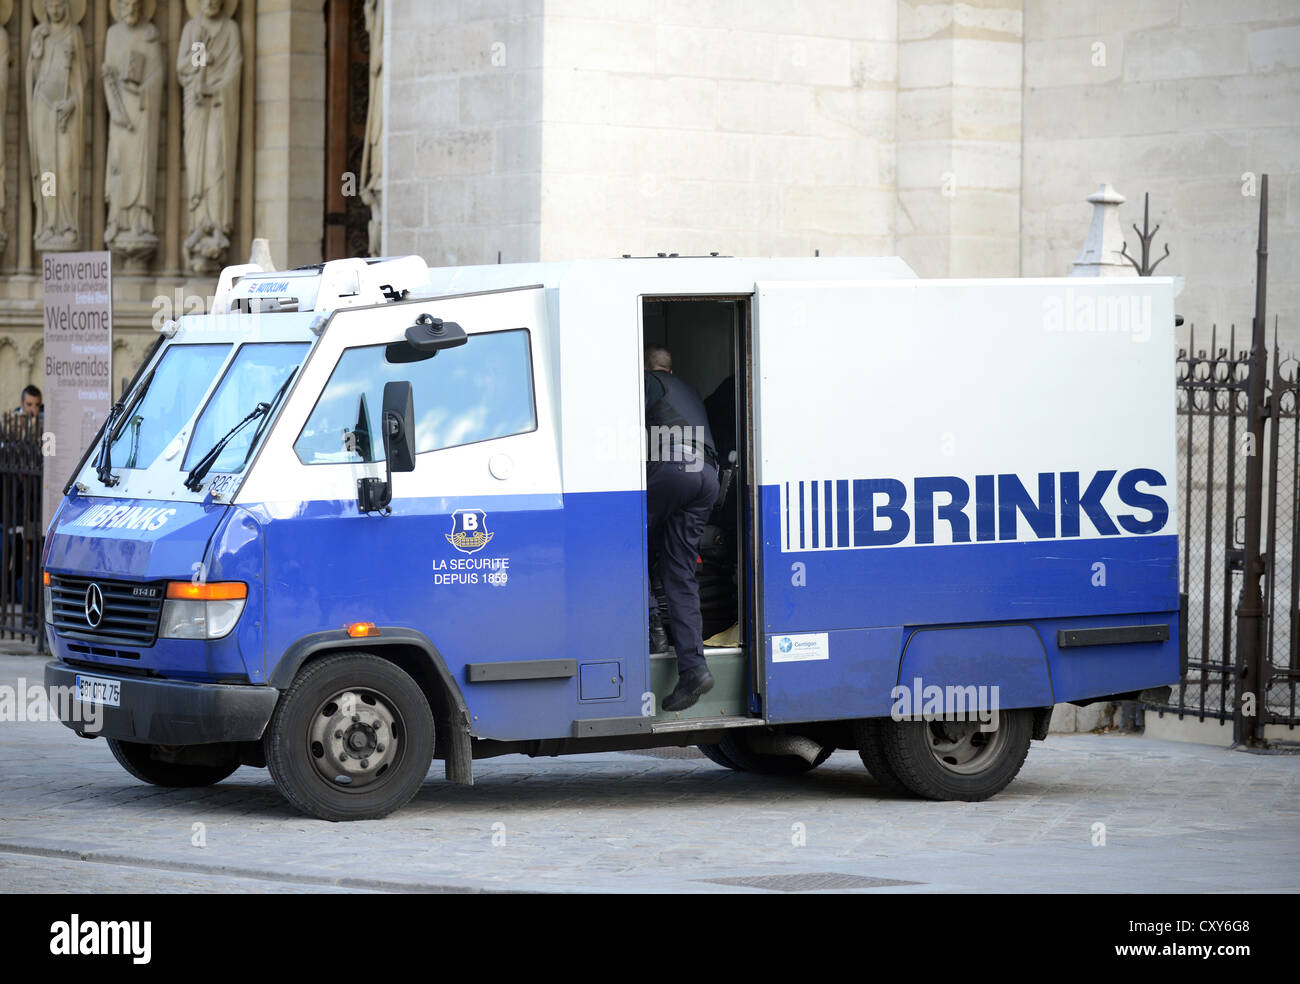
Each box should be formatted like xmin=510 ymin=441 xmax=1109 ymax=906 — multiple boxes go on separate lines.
xmin=644 ymin=346 xmax=672 ymax=373
xmin=20 ymin=385 xmax=41 ymax=418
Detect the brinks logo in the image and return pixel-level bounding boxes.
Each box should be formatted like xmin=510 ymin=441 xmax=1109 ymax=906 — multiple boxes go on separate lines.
xmin=783 ymin=468 xmax=1170 ymax=550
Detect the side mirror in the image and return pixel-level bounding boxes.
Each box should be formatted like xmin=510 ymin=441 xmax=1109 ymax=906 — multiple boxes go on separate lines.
xmin=386 ymin=314 xmax=468 ymax=363
xmin=406 ymin=313 xmax=468 ymax=352
xmin=382 ymin=380 xmax=416 ymax=473
xmin=358 ymin=380 xmax=416 ymax=514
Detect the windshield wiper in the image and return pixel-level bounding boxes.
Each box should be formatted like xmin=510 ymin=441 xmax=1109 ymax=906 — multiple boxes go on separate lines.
xmin=183 ymin=369 xmax=298 ymax=493
xmin=240 ymin=368 xmax=298 ymax=470
xmin=93 ymin=365 xmax=158 ymax=486
xmin=94 ymin=402 xmax=125 ymax=486
xmin=184 ymin=403 xmax=271 ymax=492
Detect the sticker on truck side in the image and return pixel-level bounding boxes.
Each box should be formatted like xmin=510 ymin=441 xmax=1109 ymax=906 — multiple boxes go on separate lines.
xmin=771 ymin=633 xmax=829 ymax=663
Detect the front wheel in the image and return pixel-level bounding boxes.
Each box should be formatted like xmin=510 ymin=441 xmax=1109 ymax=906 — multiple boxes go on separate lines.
xmin=108 ymin=739 xmax=240 ymax=787
xmin=264 ymin=653 xmax=435 ymax=821
xmin=880 ymin=708 xmax=1033 ymax=801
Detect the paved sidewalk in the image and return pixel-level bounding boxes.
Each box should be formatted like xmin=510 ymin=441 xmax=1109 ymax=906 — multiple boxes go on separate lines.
xmin=2 ymin=653 xmax=1297 ymax=893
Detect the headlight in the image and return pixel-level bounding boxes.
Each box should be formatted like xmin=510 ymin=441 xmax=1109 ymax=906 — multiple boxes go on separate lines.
xmin=159 ymin=581 xmax=247 ymax=640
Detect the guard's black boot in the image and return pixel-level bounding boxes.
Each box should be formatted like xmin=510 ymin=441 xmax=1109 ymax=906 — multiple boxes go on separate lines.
xmin=648 ymin=612 xmax=669 ymax=653
xmin=662 ymin=666 xmax=714 ymax=712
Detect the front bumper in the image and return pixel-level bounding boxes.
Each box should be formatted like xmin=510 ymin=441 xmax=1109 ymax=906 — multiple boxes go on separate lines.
xmin=44 ymin=660 xmax=279 ymax=745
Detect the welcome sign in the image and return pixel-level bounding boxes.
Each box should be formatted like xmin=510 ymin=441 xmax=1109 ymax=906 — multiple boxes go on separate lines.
xmin=42 ymin=252 xmax=113 ymax=530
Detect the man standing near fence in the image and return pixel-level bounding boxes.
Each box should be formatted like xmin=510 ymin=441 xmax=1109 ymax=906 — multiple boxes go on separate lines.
xmin=14 ymin=385 xmax=43 ymax=420
xmin=4 ymin=386 xmax=43 ymax=612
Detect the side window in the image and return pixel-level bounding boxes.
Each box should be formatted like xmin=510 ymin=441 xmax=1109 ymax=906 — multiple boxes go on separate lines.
xmin=295 ymin=329 xmax=537 ymax=464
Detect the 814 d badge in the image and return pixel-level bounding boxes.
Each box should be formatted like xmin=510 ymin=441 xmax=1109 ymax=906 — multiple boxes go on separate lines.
xmin=445 ymin=509 xmax=494 ymax=555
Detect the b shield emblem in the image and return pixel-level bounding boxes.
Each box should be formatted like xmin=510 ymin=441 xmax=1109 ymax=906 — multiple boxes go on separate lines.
xmin=446 ymin=509 xmax=494 ymax=555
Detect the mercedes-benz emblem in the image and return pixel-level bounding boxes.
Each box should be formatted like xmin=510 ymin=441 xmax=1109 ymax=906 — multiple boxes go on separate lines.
xmin=84 ymin=583 xmax=104 ymax=629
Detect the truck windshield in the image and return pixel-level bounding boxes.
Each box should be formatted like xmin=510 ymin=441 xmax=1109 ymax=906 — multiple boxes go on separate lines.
xmin=111 ymin=344 xmax=231 ymax=470
xmin=183 ymin=342 xmax=311 ymax=474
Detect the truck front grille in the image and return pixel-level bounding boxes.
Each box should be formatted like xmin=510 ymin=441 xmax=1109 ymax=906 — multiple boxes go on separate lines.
xmin=49 ymin=576 xmax=165 ymax=647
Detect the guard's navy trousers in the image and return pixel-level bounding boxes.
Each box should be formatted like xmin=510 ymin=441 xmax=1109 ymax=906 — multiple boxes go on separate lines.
xmin=647 ymin=452 xmax=719 ymax=675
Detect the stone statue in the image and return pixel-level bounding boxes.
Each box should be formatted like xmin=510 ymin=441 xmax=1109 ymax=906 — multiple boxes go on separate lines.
xmin=27 ymin=0 xmax=88 ymax=251
xmin=359 ymin=0 xmax=382 ymax=256
xmin=177 ymin=0 xmax=240 ymax=274
xmin=103 ymin=0 xmax=163 ymax=269
xmin=0 ymin=0 xmax=11 ymax=256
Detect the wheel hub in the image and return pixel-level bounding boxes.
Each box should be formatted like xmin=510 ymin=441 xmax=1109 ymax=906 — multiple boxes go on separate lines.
xmin=308 ymin=689 xmax=401 ymax=789
xmin=926 ymin=718 xmax=1008 ymax=775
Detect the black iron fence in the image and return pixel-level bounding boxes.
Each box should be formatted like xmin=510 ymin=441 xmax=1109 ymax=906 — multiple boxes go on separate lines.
xmin=1153 ymin=328 xmax=1299 ymax=736
xmin=0 ymin=413 xmax=46 ymax=646
xmin=1144 ymin=176 xmax=1298 ymax=746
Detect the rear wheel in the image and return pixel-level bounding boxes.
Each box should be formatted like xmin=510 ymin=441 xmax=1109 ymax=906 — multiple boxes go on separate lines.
xmin=880 ymin=708 xmax=1032 ymax=801
xmin=264 ymin=652 xmax=435 ymax=821
xmin=108 ymin=739 xmax=240 ymax=787
xmin=852 ymin=719 xmax=910 ymax=794
xmin=715 ymin=730 xmax=833 ymax=775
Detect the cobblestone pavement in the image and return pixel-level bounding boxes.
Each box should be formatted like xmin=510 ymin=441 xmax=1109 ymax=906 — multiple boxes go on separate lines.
xmin=2 ymin=653 xmax=1297 ymax=893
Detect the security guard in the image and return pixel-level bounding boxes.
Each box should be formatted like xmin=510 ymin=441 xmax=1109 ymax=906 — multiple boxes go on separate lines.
xmin=644 ymin=346 xmax=719 ymax=712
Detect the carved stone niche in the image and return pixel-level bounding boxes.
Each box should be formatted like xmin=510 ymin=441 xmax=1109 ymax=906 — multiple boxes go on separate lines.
xmin=28 ymin=0 xmax=88 ymax=253
xmin=103 ymin=0 xmax=163 ymax=270
xmin=177 ymin=0 xmax=240 ymax=275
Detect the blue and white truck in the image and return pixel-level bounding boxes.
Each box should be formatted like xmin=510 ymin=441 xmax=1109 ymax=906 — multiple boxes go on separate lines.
xmin=42 ymin=254 xmax=1181 ymax=820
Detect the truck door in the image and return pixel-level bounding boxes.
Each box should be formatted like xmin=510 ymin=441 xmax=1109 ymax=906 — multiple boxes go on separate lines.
xmin=240 ymin=286 xmax=573 ymax=741
xmin=750 ymin=280 xmax=906 ymax=723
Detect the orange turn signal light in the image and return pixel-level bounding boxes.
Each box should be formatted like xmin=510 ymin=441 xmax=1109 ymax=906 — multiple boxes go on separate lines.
xmin=166 ymin=581 xmax=248 ymax=601
xmin=43 ymin=571 xmax=50 ymax=586
xmin=346 ymin=622 xmax=380 ymax=638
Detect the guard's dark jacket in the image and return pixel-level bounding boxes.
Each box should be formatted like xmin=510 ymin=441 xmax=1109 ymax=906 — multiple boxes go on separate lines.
xmin=644 ymin=370 xmax=715 ymax=459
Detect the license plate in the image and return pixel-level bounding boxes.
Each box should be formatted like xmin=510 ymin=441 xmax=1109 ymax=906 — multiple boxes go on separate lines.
xmin=75 ymin=674 xmax=121 ymax=708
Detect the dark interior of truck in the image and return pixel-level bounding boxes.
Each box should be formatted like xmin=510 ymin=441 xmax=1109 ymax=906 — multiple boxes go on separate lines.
xmin=642 ymin=296 xmax=751 ymax=718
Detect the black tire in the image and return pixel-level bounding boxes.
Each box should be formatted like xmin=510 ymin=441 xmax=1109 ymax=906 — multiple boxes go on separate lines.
xmin=880 ymin=708 xmax=1033 ymax=801
xmin=717 ymin=730 xmax=833 ymax=775
xmin=852 ymin=719 xmax=911 ymax=794
xmin=696 ymin=742 xmax=744 ymax=771
xmin=264 ymin=652 xmax=435 ymax=821
xmin=107 ymin=738 xmax=240 ymax=787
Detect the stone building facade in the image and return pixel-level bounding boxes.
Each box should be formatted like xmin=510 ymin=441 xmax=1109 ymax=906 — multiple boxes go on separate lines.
xmin=1 ymin=0 xmax=1297 ymax=410
xmin=384 ymin=0 xmax=1298 ymax=351
xmin=0 ymin=0 xmax=339 ymax=405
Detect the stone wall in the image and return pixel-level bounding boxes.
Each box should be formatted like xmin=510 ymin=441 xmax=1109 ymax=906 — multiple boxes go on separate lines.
xmin=537 ymin=0 xmax=897 ymax=261
xmin=381 ymin=0 xmax=1298 ymax=348
xmin=896 ymin=0 xmax=1023 ymax=277
xmin=384 ymin=0 xmax=543 ymax=266
xmin=1020 ymin=0 xmax=1300 ymax=353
